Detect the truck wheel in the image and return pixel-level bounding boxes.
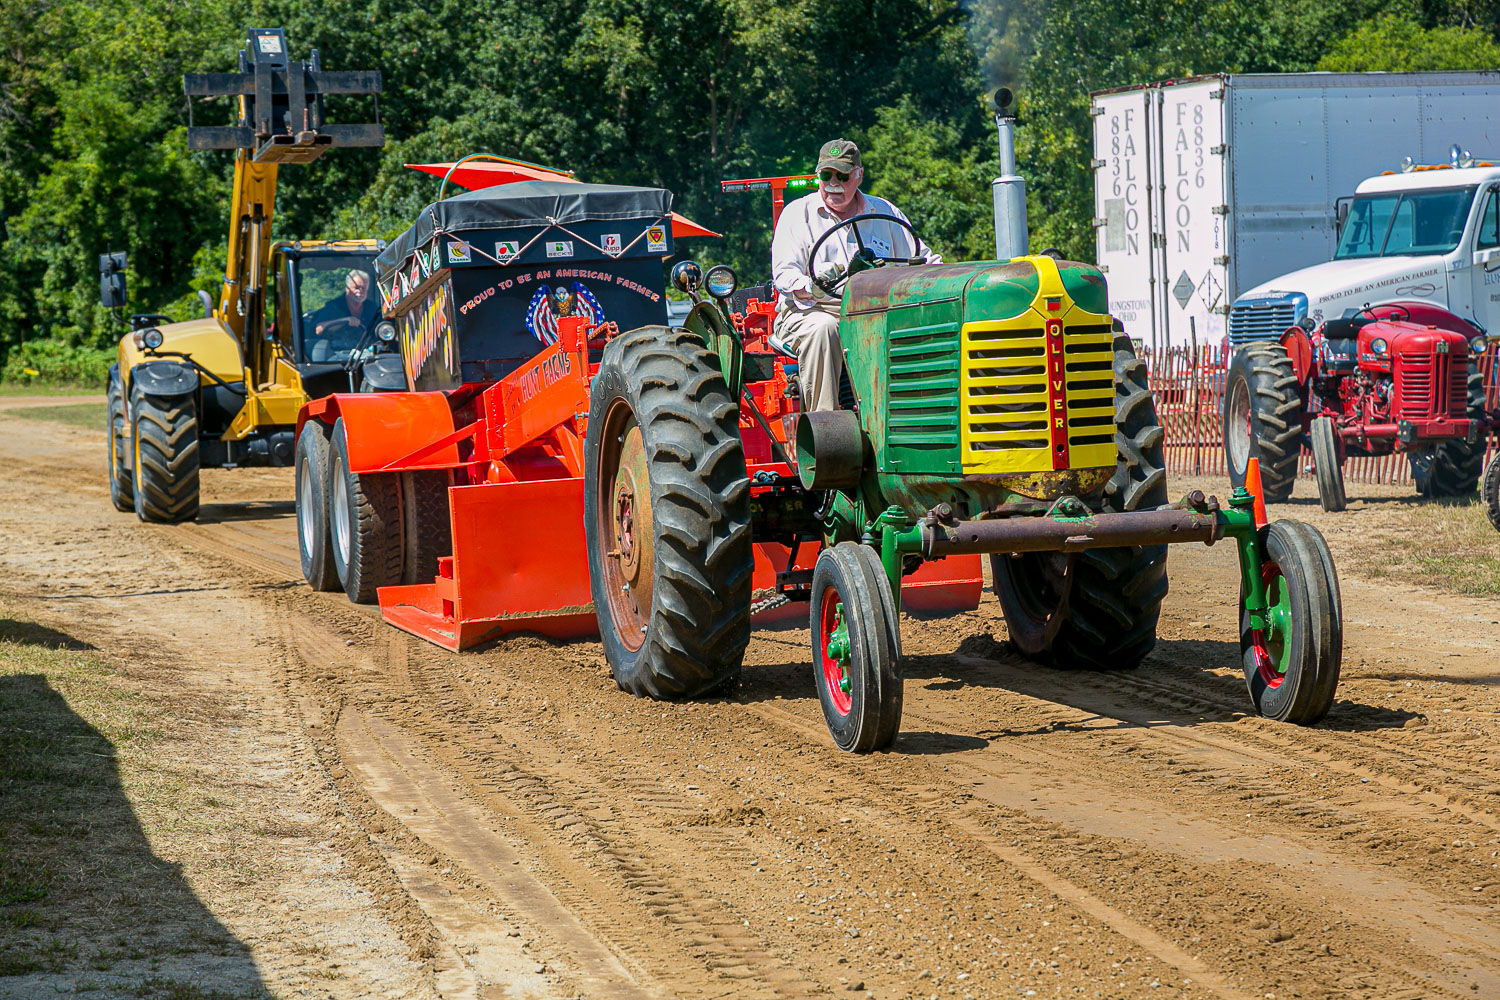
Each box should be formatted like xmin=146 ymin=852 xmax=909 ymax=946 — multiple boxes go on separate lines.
xmin=328 ymin=417 xmax=404 ymax=603
xmin=810 ymin=542 xmax=902 ymax=752
xmin=130 ymin=388 xmax=200 ymax=523
xmin=1241 ymin=520 xmax=1342 ymax=725
xmin=1483 ymin=450 xmax=1500 ymax=532
xmin=400 ymin=471 xmax=452 ymax=585
xmin=1224 ymin=342 xmax=1302 ymax=502
xmin=106 ymin=368 xmax=134 ymax=512
xmin=1310 ymin=417 xmax=1346 ymax=512
xmin=1417 ymin=368 xmax=1484 ymax=496
xmin=295 ymin=422 xmax=339 ymax=592
xmin=992 ymin=333 xmax=1168 ymax=670
xmin=584 ymin=326 xmax=753 ymax=698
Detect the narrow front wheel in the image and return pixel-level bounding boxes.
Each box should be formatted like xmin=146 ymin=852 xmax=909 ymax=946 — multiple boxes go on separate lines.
xmin=1310 ymin=417 xmax=1346 ymax=513
xmin=1241 ymin=520 xmax=1342 ymax=724
xmin=810 ymin=543 xmax=902 ymax=752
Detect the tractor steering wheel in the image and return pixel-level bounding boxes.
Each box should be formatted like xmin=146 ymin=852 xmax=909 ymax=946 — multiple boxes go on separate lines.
xmin=805 ymin=213 xmax=926 ymax=294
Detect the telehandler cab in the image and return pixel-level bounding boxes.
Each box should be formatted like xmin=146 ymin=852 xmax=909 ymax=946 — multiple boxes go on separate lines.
xmin=294 ymin=172 xmax=1345 ymax=752
xmin=102 ymin=28 xmax=388 ymax=523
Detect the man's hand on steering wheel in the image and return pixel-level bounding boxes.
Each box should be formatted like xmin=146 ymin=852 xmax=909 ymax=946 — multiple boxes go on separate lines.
xmin=807 ymin=213 xmax=925 ymax=295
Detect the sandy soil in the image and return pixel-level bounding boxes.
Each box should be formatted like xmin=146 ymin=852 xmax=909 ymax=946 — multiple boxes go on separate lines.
xmin=1 ymin=394 xmax=1498 ymax=1000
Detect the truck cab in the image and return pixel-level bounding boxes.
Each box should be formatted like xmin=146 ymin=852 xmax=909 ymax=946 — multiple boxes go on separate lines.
xmin=1230 ymin=162 xmax=1500 ymax=345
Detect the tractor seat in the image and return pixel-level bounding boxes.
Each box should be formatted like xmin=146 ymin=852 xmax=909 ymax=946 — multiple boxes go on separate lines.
xmin=766 ymin=332 xmax=798 ymax=360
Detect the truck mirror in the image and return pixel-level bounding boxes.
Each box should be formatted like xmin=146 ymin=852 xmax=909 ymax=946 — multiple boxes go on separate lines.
xmin=1334 ymin=197 xmax=1351 ymax=238
xmin=98 ymin=251 xmax=127 ymax=309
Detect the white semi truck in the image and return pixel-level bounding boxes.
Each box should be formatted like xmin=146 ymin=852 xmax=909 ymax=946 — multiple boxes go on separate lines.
xmin=1091 ymin=71 xmax=1500 ymax=351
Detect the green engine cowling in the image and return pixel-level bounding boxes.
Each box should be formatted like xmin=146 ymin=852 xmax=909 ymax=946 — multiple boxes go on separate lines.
xmin=810 ymin=254 xmax=1120 ymax=529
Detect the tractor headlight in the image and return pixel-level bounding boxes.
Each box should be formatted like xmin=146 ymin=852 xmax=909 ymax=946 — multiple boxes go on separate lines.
xmin=1471 ymin=335 xmax=1488 ymax=356
xmin=670 ymin=260 xmax=702 ymax=293
xmin=141 ymin=328 xmax=164 ymax=350
xmin=704 ymin=265 xmax=738 ymax=300
xmin=1371 ymin=337 xmax=1388 ymax=356
xmin=375 ymin=320 xmax=397 ymax=342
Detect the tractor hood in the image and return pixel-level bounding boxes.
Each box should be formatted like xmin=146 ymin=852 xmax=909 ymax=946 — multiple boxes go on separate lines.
xmin=1236 ymin=255 xmax=1449 ymax=327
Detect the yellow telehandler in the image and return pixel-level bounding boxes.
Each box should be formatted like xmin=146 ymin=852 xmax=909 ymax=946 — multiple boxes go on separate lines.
xmin=102 ymin=28 xmax=389 ymax=522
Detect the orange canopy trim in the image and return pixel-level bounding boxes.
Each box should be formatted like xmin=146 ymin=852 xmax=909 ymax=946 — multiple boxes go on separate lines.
xmin=406 ymin=161 xmax=722 ymax=239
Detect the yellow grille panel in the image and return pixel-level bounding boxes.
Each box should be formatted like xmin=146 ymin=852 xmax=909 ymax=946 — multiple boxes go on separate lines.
xmin=960 ymin=257 xmax=1118 ymax=474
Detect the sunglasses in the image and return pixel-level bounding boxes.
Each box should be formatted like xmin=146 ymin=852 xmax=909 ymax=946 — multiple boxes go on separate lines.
xmin=818 ymin=169 xmax=851 ymax=183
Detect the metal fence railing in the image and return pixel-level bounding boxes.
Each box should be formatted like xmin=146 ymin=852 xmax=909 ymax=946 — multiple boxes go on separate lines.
xmin=1143 ymin=341 xmax=1500 ymax=487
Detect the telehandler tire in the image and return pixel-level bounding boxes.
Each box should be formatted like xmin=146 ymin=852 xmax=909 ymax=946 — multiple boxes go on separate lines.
xmin=1241 ymin=520 xmax=1342 ymax=725
xmin=1224 ymin=342 xmax=1302 ymax=502
xmin=810 ymin=542 xmax=902 ymax=753
xmin=295 ymin=422 xmax=340 ymax=592
xmin=400 ymin=471 xmax=452 ymax=586
xmin=130 ymin=388 xmax=200 ymax=523
xmin=1415 ymin=368 xmax=1485 ymax=497
xmin=328 ymin=417 xmax=404 ymax=603
xmin=992 ymin=332 xmax=1169 ymax=670
xmin=106 ymin=369 xmax=134 ymax=512
xmin=1310 ymin=417 xmax=1346 ymax=512
xmin=1483 ymin=450 xmax=1500 ymax=532
xmin=585 ymin=326 xmax=753 ymax=699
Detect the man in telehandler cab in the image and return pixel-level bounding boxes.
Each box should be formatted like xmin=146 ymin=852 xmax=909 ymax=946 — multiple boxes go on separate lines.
xmin=769 ymin=138 xmax=941 ymax=409
xmin=303 ymin=267 xmax=379 ymax=363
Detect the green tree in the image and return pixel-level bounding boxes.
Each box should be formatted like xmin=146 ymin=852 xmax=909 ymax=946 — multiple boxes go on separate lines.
xmin=1317 ymin=14 xmax=1500 ymax=71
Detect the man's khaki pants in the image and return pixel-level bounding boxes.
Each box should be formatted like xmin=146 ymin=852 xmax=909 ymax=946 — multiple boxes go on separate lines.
xmin=774 ymin=304 xmax=843 ymax=411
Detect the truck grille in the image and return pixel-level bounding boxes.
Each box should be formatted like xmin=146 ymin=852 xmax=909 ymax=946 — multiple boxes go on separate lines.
xmin=1228 ymin=295 xmax=1301 ymax=346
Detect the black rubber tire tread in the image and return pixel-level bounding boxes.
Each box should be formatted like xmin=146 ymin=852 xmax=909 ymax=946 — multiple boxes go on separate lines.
xmin=131 ymin=388 xmax=200 ymax=523
xmin=1421 ymin=368 xmax=1485 ymax=496
xmin=585 ymin=325 xmax=753 ymax=698
xmin=1240 ymin=521 xmax=1340 ymax=725
xmin=106 ymin=368 xmax=134 ymax=512
xmin=809 ymin=543 xmax=902 ymax=753
xmin=295 ymin=423 xmax=340 ymax=592
xmin=1310 ymin=417 xmax=1346 ymax=513
xmin=400 ymin=470 xmax=453 ymax=586
xmin=1483 ymin=450 xmax=1500 ymax=532
xmin=329 ymin=418 xmax=404 ymax=604
xmin=1224 ymin=342 xmax=1302 ymax=502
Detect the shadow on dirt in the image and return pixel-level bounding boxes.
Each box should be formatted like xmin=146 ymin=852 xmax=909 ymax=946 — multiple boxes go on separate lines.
xmin=197 ymin=500 xmax=295 ymax=524
xmin=0 ymin=672 xmax=270 ymax=996
xmin=0 ymin=619 xmax=95 ymax=650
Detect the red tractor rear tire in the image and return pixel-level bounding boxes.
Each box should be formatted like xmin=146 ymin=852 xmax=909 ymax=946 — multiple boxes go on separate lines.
xmin=1483 ymin=450 xmax=1500 ymax=532
xmin=1224 ymin=342 xmax=1303 ymax=503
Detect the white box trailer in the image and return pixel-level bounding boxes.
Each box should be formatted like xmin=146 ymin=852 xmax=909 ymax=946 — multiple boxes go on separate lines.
xmin=1091 ymin=71 xmax=1500 ymax=351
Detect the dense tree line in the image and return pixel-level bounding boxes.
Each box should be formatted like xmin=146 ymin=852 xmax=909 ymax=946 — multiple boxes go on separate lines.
xmin=0 ymin=0 xmax=1497 ymax=376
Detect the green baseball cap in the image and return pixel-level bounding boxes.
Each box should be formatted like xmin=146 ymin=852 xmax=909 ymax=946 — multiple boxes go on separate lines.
xmin=816 ymin=139 xmax=861 ymax=173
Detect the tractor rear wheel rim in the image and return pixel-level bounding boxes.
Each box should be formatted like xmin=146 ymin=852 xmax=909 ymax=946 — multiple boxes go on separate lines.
xmin=1251 ymin=561 xmax=1292 ymax=688
xmin=1227 ymin=379 xmax=1251 ymax=471
xmin=818 ymin=587 xmax=853 ymax=717
xmin=598 ymin=402 xmax=653 ymax=652
xmin=332 ymin=455 xmax=352 ymax=568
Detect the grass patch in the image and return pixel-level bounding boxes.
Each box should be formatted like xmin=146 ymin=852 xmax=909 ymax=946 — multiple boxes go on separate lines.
xmin=0 ymin=606 xmax=264 ymax=992
xmin=1345 ymin=496 xmax=1500 ymax=596
xmin=11 ymin=401 xmax=107 ymax=428
xmin=0 ymin=382 xmax=104 ymax=397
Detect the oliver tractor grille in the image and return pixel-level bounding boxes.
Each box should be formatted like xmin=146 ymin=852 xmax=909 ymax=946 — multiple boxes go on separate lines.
xmin=959 ymin=319 xmax=1117 ymax=474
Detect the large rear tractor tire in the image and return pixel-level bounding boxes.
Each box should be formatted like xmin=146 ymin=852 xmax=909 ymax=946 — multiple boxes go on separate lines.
xmin=1310 ymin=416 xmax=1346 ymax=512
xmin=295 ymin=422 xmax=339 ymax=592
xmin=1483 ymin=450 xmax=1500 ymax=532
xmin=130 ymin=389 xmax=200 ymax=523
xmin=1224 ymin=342 xmax=1303 ymax=502
xmin=106 ymin=367 xmax=134 ymax=512
xmin=328 ymin=417 xmax=404 ymax=603
xmin=992 ymin=332 xmax=1169 ymax=670
xmin=1241 ymin=520 xmax=1342 ymax=724
xmin=584 ymin=326 xmax=753 ymax=699
xmin=400 ymin=471 xmax=452 ymax=586
xmin=810 ymin=542 xmax=902 ymax=752
xmin=1415 ymin=368 xmax=1485 ymax=497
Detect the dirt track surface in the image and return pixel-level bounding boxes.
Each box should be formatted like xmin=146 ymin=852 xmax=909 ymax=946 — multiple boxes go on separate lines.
xmin=2 ymin=396 xmax=1499 ymax=1000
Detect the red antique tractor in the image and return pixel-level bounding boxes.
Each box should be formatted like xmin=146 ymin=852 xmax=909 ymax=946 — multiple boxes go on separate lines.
xmin=1224 ymin=302 xmax=1493 ymax=512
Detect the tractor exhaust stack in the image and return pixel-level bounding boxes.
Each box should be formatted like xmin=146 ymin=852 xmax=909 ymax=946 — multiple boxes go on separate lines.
xmin=990 ymin=87 xmax=1029 ymax=261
